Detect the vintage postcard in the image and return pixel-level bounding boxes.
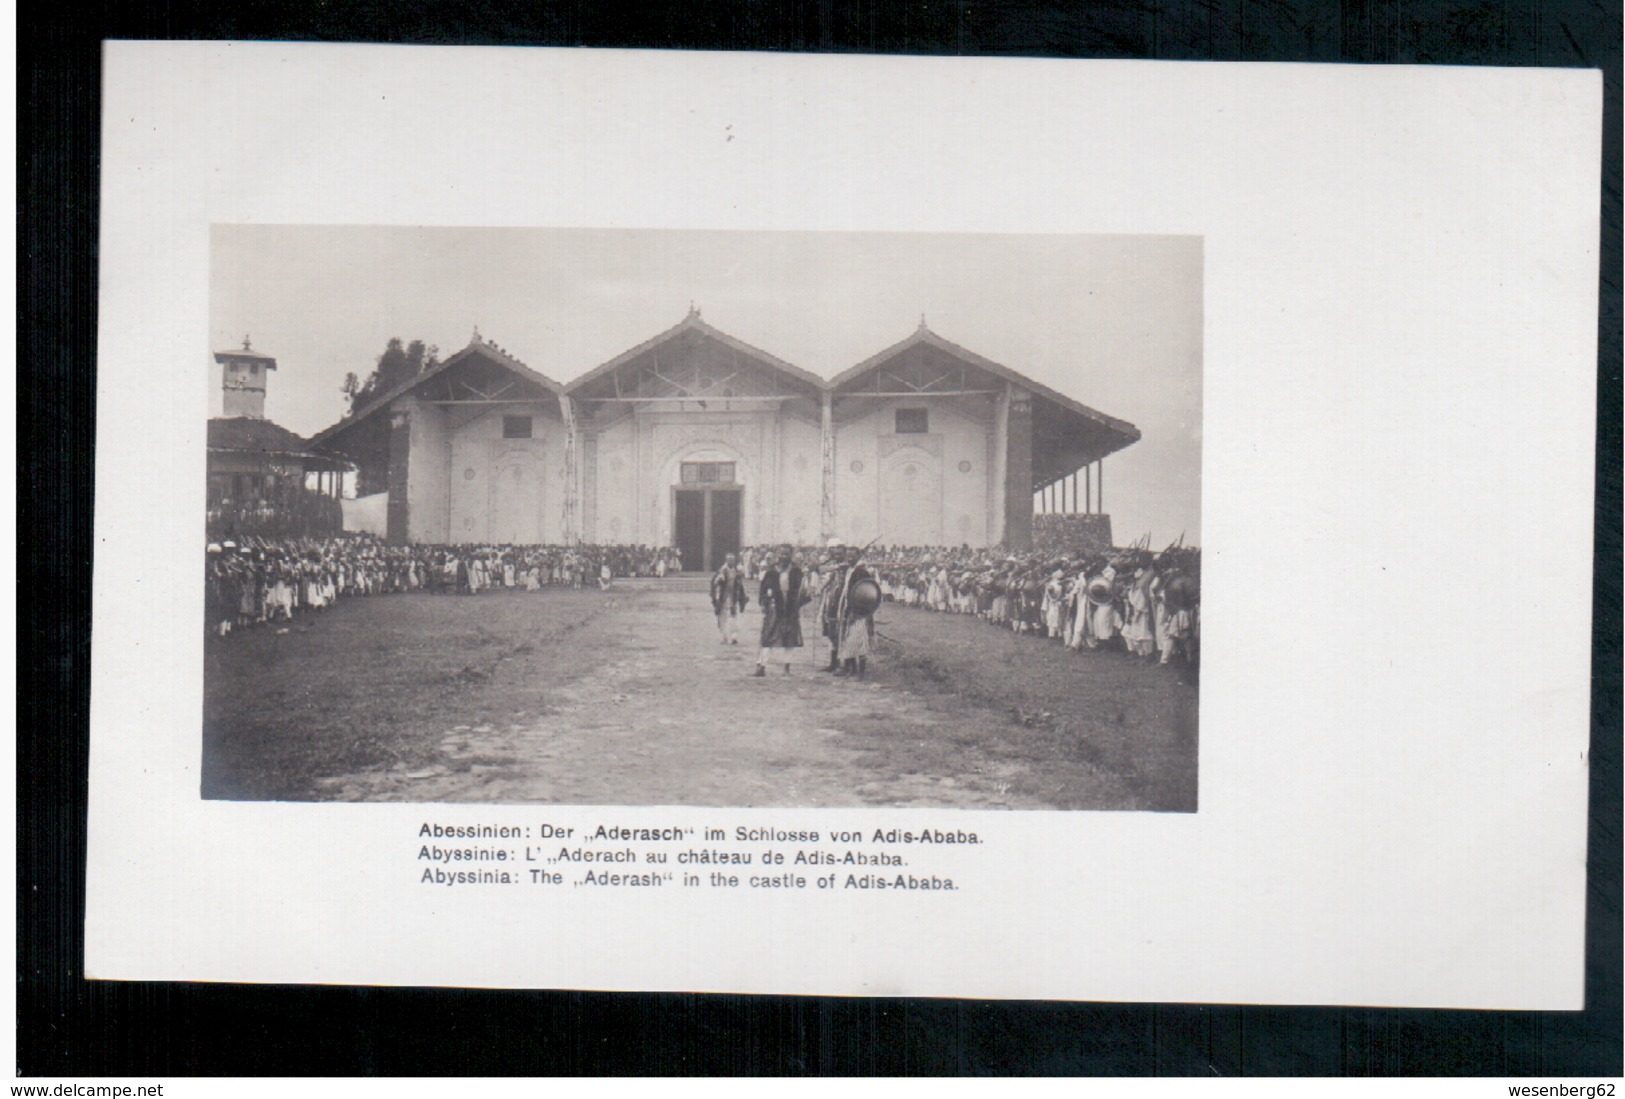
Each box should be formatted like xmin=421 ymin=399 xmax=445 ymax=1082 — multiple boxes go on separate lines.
xmin=87 ymin=44 xmax=1598 ymax=1005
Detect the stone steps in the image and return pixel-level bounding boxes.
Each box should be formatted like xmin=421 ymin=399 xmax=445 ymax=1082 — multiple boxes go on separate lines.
xmin=612 ymin=575 xmax=713 ymax=593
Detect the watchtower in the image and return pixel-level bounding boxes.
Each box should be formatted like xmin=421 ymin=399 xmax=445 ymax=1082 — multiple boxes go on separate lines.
xmin=215 ymin=336 xmax=278 ymax=419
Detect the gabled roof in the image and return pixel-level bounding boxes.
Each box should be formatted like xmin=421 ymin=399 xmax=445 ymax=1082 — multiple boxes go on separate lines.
xmin=311 ymin=336 xmax=563 ymax=448
xmin=828 ymin=323 xmax=1141 ymax=442
xmin=565 ymin=308 xmax=825 ymax=397
xmin=208 ymin=417 xmax=354 ymax=470
xmin=209 ymin=417 xmax=312 ymax=454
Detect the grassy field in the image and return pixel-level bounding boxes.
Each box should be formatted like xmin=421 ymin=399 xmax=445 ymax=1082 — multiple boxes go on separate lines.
xmin=202 ymin=585 xmax=1198 ymax=810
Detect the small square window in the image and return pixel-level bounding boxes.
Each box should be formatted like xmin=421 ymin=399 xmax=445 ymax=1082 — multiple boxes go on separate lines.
xmin=503 ymin=415 xmax=533 ymax=439
xmin=895 ymin=408 xmax=929 ymax=434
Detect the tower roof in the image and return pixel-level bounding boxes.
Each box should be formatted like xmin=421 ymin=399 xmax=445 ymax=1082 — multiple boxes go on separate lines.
xmin=214 ymin=335 xmax=277 ymax=366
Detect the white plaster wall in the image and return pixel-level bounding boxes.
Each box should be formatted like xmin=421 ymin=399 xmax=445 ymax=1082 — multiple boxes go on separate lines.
xmin=939 ymin=402 xmax=993 ymax=547
xmin=340 ymin=492 xmax=388 ymax=537
xmin=592 ymin=415 xmax=637 ymax=545
xmin=833 ymin=405 xmax=883 ymax=547
xmin=779 ymin=415 xmax=823 ymax=545
xmin=444 ymin=404 xmax=565 ymax=544
xmin=580 ymin=401 xmax=989 ymax=548
xmin=835 ymin=398 xmax=994 ymax=548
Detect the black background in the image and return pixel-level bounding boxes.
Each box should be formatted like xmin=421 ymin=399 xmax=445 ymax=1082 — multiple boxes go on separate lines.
xmin=20 ymin=0 xmax=1623 ymax=1077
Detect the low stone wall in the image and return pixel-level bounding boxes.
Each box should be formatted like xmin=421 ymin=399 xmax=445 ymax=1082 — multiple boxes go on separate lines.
xmin=1032 ymin=513 xmax=1114 ymax=556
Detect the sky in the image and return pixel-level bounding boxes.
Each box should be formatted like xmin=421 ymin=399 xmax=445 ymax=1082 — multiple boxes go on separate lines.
xmin=212 ymin=226 xmax=1202 ymax=545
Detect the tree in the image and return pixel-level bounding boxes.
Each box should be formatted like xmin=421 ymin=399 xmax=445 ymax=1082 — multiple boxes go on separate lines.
xmin=345 ymin=338 xmax=439 ymax=412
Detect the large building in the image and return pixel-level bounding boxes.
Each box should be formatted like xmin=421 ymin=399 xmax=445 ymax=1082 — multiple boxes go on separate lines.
xmin=311 ymin=310 xmax=1139 ymax=567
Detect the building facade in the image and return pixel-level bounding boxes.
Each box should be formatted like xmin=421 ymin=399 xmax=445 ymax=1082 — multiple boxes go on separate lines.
xmin=313 ymin=311 xmax=1139 ymax=566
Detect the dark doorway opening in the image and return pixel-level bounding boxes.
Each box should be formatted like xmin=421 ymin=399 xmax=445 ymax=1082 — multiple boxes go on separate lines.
xmin=673 ymin=486 xmax=742 ymax=573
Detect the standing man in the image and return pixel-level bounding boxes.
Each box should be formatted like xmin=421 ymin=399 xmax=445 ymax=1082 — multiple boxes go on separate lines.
xmin=709 ymin=552 xmax=748 ymax=645
xmin=752 ymin=545 xmax=807 ymax=677
xmin=817 ymin=538 xmax=848 ymax=672
xmin=1122 ymin=561 xmax=1157 ymax=658
xmin=835 ymin=544 xmax=877 ymax=679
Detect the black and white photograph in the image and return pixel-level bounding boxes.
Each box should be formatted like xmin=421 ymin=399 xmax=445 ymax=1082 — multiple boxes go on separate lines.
xmin=202 ymin=227 xmax=1203 ymax=810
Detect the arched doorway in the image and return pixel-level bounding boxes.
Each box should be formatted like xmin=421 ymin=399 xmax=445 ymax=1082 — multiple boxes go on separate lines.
xmin=671 ymin=459 xmax=741 ymax=572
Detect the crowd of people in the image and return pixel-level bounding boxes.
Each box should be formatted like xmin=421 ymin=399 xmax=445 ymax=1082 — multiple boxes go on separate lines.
xmin=207 ymin=534 xmax=1201 ymax=672
xmin=713 ymin=540 xmax=1201 ymax=677
xmin=204 ymin=535 xmax=682 ymax=636
xmin=865 ymin=543 xmax=1201 ymax=667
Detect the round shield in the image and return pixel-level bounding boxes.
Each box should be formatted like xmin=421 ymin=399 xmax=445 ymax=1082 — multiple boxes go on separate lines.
xmin=1164 ymin=574 xmax=1198 ymax=610
xmin=846 ymin=577 xmax=882 ymax=617
xmin=1087 ymin=578 xmax=1114 ymax=607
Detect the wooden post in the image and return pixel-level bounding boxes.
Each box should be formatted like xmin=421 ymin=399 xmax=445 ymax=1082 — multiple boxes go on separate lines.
xmin=819 ymin=390 xmax=835 ymax=541
xmin=1003 ymin=385 xmax=1034 ymax=550
xmin=1097 ymin=460 xmax=1104 ymax=515
xmin=992 ymin=387 xmax=1010 ymax=545
xmin=557 ymin=393 xmax=578 ymax=543
xmin=385 ymin=409 xmax=411 ymax=544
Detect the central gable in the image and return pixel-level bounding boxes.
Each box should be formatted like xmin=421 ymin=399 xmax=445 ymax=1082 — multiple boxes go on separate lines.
xmin=567 ymin=310 xmax=824 ymax=403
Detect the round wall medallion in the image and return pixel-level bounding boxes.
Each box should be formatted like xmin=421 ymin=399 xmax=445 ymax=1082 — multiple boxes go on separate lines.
xmin=850 ymin=460 xmax=865 ymax=474
xmin=958 ymin=460 xmax=973 ymax=473
xmin=463 ymin=468 xmax=477 ymax=480
xmin=903 ymin=464 xmax=918 ymax=478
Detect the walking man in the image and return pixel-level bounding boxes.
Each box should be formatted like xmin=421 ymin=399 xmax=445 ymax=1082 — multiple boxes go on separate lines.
xmin=710 ymin=552 xmax=748 ymax=645
xmin=753 ymin=546 xmax=808 ymax=677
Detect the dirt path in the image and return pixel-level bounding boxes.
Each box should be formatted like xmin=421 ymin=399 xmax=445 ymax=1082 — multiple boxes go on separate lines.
xmin=206 ymin=582 xmax=1197 ymax=810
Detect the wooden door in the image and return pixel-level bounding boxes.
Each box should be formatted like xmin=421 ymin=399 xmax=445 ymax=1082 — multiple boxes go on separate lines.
xmin=674 ymin=489 xmax=705 ymax=572
xmin=710 ymin=488 xmax=742 ymax=567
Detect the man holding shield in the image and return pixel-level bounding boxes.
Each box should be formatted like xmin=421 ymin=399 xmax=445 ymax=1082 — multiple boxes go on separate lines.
xmin=817 ymin=539 xmax=848 ymax=673
xmin=834 ymin=543 xmax=878 ymax=680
